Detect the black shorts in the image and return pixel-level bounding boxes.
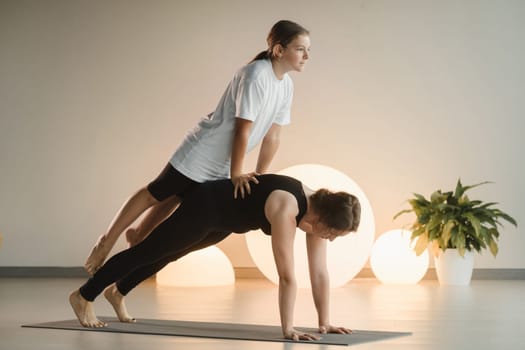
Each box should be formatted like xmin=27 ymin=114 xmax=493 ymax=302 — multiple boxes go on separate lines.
xmin=147 ymin=163 xmax=200 ymax=201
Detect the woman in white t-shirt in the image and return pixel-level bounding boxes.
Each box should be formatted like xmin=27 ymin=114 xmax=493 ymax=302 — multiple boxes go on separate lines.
xmin=84 ymin=20 xmax=311 ymax=274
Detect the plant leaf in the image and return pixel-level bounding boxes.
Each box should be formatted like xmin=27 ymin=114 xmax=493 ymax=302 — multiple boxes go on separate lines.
xmin=454 ymin=178 xmax=463 ymax=198
xmin=497 ymin=212 xmax=518 ymax=227
xmin=452 ymin=230 xmax=466 ymax=255
xmin=410 ymin=226 xmax=426 ymax=240
xmin=479 ymin=202 xmax=498 ymax=209
xmin=458 ymin=246 xmax=466 ymax=257
xmin=430 ymin=190 xmax=447 ymax=204
xmin=393 ymin=209 xmax=413 ymax=220
xmin=460 ymin=181 xmax=493 ymax=197
xmin=413 ymin=193 xmax=428 ymax=202
xmin=489 ymin=240 xmax=498 ymax=257
xmin=464 ymin=212 xmax=482 ymax=237
xmin=441 ymin=221 xmax=455 ymax=248
xmin=414 ymin=233 xmax=429 ymax=256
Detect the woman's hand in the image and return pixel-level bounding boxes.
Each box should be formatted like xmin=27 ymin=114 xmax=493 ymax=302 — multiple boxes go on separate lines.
xmin=231 ymin=172 xmax=259 ymax=199
xmin=319 ymin=325 xmax=353 ymax=334
xmin=284 ymin=329 xmax=321 ymax=342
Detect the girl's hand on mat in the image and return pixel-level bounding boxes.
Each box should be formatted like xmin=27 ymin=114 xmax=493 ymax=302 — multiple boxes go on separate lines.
xmin=285 ymin=329 xmax=320 ymax=341
xmin=232 ymin=172 xmax=259 ymax=199
xmin=319 ymin=325 xmax=353 ymax=334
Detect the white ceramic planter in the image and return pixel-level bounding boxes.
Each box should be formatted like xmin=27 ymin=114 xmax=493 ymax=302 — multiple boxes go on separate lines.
xmin=434 ymin=249 xmax=474 ymax=285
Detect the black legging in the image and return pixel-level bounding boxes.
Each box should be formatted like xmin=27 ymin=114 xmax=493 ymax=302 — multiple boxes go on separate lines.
xmin=79 ymin=200 xmax=231 ymax=301
xmin=79 ymin=174 xmax=306 ymax=301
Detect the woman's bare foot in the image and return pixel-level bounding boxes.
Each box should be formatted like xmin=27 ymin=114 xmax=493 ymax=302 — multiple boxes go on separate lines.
xmin=125 ymin=228 xmax=142 ymax=248
xmin=84 ymin=235 xmax=114 ymax=275
xmin=69 ymin=289 xmax=107 ymax=328
xmin=104 ymin=284 xmax=136 ymax=323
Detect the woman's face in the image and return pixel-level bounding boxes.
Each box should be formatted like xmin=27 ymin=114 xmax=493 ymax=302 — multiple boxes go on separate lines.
xmin=280 ymin=34 xmax=311 ymax=72
xmin=310 ymin=221 xmax=348 ymax=242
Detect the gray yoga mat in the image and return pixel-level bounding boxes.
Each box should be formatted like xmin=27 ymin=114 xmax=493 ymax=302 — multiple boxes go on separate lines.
xmin=22 ymin=317 xmax=411 ymax=346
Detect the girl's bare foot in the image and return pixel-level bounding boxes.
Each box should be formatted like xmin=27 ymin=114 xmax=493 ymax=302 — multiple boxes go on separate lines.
xmin=125 ymin=228 xmax=142 ymax=247
xmin=69 ymin=289 xmax=107 ymax=328
xmin=84 ymin=235 xmax=113 ymax=275
xmin=104 ymin=284 xmax=136 ymax=323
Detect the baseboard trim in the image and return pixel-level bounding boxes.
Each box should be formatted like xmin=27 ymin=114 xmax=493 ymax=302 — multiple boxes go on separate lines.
xmin=1 ymin=266 xmax=524 ymax=280
xmin=0 ymin=267 xmax=90 ymax=278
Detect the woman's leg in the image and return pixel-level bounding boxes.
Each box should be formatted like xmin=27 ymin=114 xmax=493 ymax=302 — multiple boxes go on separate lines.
xmin=84 ymin=187 xmax=159 ymax=274
xmin=71 ymin=229 xmax=171 ymax=327
xmin=69 ymin=289 xmax=107 ymax=328
xmin=104 ymin=231 xmax=231 ymax=322
xmin=72 ymin=205 xmax=217 ymax=327
xmin=103 ymin=283 xmax=136 ymax=323
xmin=81 ymin=216 xmax=187 ymax=302
xmin=116 ymin=231 xmax=232 ymax=296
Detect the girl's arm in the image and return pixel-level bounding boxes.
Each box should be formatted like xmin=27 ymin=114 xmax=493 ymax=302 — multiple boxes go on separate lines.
xmin=265 ymin=191 xmax=320 ymax=341
xmin=306 ymin=234 xmax=353 ymax=335
xmin=231 ymin=118 xmax=258 ymax=199
xmin=256 ymin=123 xmax=281 ymax=174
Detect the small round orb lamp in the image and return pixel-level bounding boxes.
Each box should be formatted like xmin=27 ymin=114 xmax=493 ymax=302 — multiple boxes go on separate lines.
xmin=246 ymin=164 xmax=375 ymax=288
xmin=370 ymin=229 xmax=429 ymax=284
xmin=156 ymin=246 xmax=235 ymax=287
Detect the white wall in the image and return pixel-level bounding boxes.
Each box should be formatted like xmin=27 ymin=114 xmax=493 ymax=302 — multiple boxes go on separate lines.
xmin=1 ymin=0 xmax=523 ymax=269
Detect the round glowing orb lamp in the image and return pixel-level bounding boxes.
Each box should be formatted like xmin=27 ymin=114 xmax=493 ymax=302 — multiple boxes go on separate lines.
xmin=246 ymin=164 xmax=375 ymax=288
xmin=370 ymin=229 xmax=429 ymax=284
xmin=156 ymin=246 xmax=235 ymax=287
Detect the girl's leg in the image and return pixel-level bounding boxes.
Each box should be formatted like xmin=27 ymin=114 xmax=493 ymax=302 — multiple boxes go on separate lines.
xmin=126 ymin=194 xmax=181 ymax=247
xmin=85 ymin=163 xmax=196 ymax=275
xmin=84 ymin=187 xmax=159 ymax=274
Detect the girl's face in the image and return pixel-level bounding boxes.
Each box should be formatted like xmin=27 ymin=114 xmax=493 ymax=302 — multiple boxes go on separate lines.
xmin=279 ymin=34 xmax=311 ymax=72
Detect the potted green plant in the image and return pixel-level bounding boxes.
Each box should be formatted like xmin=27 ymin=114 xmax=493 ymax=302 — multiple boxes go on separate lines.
xmin=394 ymin=179 xmax=517 ymax=285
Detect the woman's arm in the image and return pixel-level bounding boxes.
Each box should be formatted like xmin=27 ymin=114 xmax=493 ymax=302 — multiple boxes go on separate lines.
xmin=306 ymin=234 xmax=330 ymax=328
xmin=265 ymin=191 xmax=320 ymax=341
xmin=231 ymin=117 xmax=258 ymax=199
xmin=271 ymin=214 xmax=297 ymax=339
xmin=306 ymin=234 xmax=353 ymax=335
xmin=255 ymin=123 xmax=281 ymax=174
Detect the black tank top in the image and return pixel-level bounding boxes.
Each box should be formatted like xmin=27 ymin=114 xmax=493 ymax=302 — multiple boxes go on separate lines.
xmin=190 ymin=174 xmax=308 ymax=235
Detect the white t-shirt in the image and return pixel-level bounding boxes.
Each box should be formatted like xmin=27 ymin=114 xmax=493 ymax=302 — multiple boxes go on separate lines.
xmin=170 ymin=59 xmax=293 ymax=182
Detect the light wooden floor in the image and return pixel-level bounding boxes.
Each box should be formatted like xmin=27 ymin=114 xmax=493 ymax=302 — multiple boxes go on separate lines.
xmin=1 ymin=277 xmax=524 ymax=349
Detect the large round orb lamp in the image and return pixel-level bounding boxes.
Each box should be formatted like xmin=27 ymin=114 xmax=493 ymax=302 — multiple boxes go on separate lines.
xmin=246 ymin=164 xmax=375 ymax=288
xmin=156 ymin=246 xmax=235 ymax=287
xmin=370 ymin=229 xmax=429 ymax=284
